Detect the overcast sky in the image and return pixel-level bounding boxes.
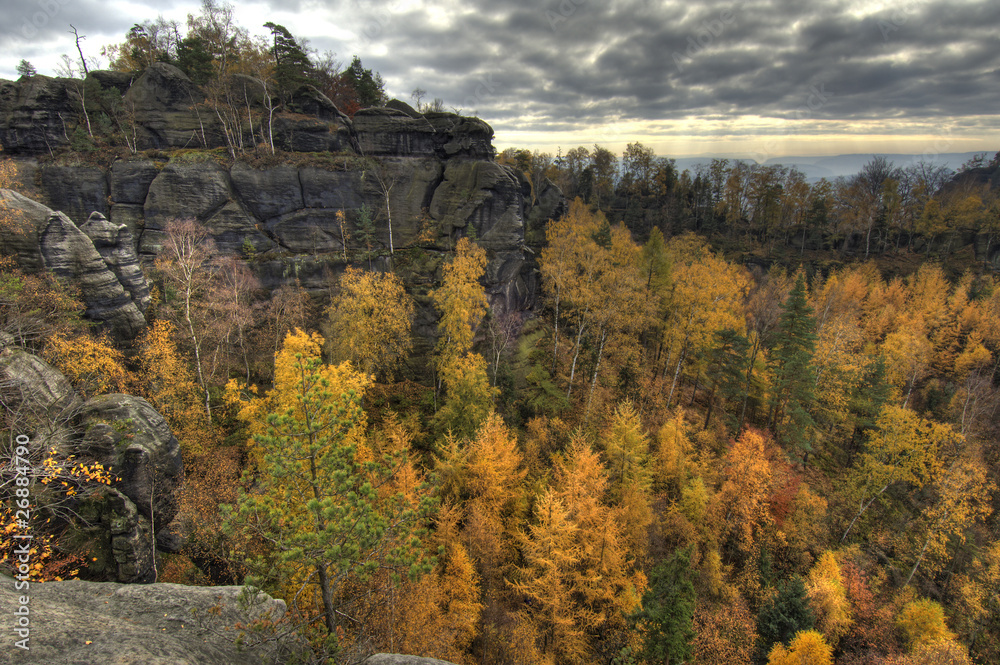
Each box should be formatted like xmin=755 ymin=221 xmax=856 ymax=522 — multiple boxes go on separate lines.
xmin=1 ymin=0 xmax=997 ymax=159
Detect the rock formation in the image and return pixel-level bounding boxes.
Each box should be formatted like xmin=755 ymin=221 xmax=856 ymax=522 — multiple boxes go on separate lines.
xmin=363 ymin=656 xmax=460 ymax=665
xmin=39 ymin=210 xmax=148 ymax=343
xmin=0 ymin=66 xmax=563 ymax=325
xmin=0 ymin=341 xmax=182 ymax=583
xmin=1 ymin=189 xmax=152 ymax=344
xmin=0 ymin=577 xmax=306 ymax=664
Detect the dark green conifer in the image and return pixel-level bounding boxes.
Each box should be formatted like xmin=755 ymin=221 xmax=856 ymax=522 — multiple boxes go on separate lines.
xmin=755 ymin=575 xmax=815 ymax=663
xmin=634 ymin=546 xmax=697 ymax=665
xmin=769 ymin=272 xmax=817 ymax=461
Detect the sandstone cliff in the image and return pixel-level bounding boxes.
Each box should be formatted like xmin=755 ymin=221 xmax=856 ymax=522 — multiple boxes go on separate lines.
xmin=0 ymin=64 xmax=564 ymax=358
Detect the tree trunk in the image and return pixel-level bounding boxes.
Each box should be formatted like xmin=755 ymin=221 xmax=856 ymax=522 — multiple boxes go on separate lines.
xmin=667 ymin=346 xmax=687 ymax=407
xmin=585 ymin=328 xmax=607 ymax=420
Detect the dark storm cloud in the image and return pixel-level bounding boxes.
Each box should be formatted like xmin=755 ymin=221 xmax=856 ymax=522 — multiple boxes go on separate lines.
xmin=1 ymin=0 xmax=994 ymax=147
xmin=342 ymin=0 xmax=998 ymax=140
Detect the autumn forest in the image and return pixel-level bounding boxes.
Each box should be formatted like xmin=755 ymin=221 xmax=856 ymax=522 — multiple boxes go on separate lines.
xmin=2 ymin=19 xmax=1000 ymax=660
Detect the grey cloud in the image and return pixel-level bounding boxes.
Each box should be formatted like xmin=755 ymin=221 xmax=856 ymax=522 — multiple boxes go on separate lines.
xmin=2 ymin=0 xmax=995 ymax=150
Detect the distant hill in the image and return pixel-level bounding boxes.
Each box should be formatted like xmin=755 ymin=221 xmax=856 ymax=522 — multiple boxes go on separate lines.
xmin=670 ymin=152 xmax=991 ymax=182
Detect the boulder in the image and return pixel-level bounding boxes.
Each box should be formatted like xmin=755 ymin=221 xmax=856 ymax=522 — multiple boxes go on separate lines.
xmin=385 ymin=98 xmax=422 ymax=118
xmin=0 ymin=74 xmax=77 ymax=154
xmin=124 ymin=63 xmax=217 ymax=150
xmin=0 ymin=188 xmax=55 ymax=271
xmin=0 ymin=577 xmax=306 ymax=664
xmin=77 ymin=393 xmax=184 ymax=533
xmin=364 ymin=656 xmax=460 ymax=665
xmin=0 ymin=347 xmax=81 ymax=450
xmin=352 ymin=108 xmax=494 ymax=159
xmin=104 ymin=487 xmax=157 ymax=583
xmin=39 ymin=211 xmax=147 ymax=343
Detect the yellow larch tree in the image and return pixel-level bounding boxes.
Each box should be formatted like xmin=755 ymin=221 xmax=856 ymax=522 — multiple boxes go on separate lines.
xmin=841 ymin=406 xmax=951 ymax=543
xmin=882 ymin=319 xmax=933 ymax=408
xmin=904 ymin=452 xmax=994 ymax=586
xmin=510 ymin=488 xmax=589 ymax=665
xmin=325 ymin=266 xmax=414 ymax=382
xmin=460 ymin=412 xmax=527 ymax=595
xmin=712 ymin=428 xmax=776 ymax=563
xmin=581 ymin=224 xmax=648 ymax=418
xmin=552 ymin=434 xmax=645 ymax=658
xmin=430 ymin=237 xmax=496 ymax=435
xmin=601 ymin=401 xmax=653 ymax=561
xmin=767 ymin=630 xmax=834 ymax=665
xmin=805 ymin=551 xmax=853 ymax=646
xmin=659 ymin=237 xmax=748 ymax=406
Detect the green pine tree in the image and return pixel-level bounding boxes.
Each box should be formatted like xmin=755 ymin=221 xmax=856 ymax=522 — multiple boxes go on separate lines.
xmin=222 ymin=345 xmax=429 ymax=653
xmin=704 ymin=327 xmax=752 ymax=431
xmin=755 ymin=575 xmax=815 ymax=664
xmin=633 ymin=546 xmax=697 ymax=665
xmin=264 ymin=22 xmax=315 ymax=103
xmin=343 ymin=56 xmax=386 ymax=108
xmin=769 ymin=273 xmax=818 ymax=461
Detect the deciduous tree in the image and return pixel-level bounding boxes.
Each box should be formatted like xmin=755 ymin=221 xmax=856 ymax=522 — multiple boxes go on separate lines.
xmin=325 ymin=266 xmax=414 ymax=382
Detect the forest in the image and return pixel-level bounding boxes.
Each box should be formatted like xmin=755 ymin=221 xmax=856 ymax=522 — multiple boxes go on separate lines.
xmin=2 ymin=3 xmax=1000 ymax=664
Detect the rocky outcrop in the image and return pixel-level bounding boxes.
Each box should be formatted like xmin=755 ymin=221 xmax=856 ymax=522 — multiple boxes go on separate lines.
xmin=0 ymin=66 xmax=495 ymax=159
xmin=0 ymin=73 xmax=79 ymax=154
xmin=364 ymin=656 xmax=460 ymax=665
xmin=351 ymin=108 xmax=494 ymax=159
xmin=1 ymin=66 xmax=566 ymax=361
xmin=78 ymin=394 xmax=184 ymax=539
xmin=0 ymin=344 xmax=183 ymax=583
xmin=39 ymin=211 xmax=148 ymax=343
xmin=123 ymin=62 xmax=217 ymax=151
xmin=80 ymin=212 xmax=152 ymax=315
xmin=0 ymin=577 xmax=305 ymax=664
xmin=0 ymin=342 xmax=81 ymax=450
xmin=1 ymin=191 xmax=151 ymax=344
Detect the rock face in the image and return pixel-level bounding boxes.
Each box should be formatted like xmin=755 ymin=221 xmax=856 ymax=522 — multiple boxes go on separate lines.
xmin=0 ymin=344 xmax=183 ymax=583
xmin=1 ymin=66 xmax=566 ymax=366
xmin=0 ymin=73 xmax=79 ymax=154
xmin=0 ymin=190 xmax=151 ymax=344
xmin=78 ymin=395 xmax=184 ymax=538
xmin=0 ymin=344 xmax=81 ymax=450
xmin=0 ymin=65 xmax=493 ymax=160
xmin=39 ymin=210 xmax=149 ymax=343
xmin=0 ymin=577 xmax=305 ymax=665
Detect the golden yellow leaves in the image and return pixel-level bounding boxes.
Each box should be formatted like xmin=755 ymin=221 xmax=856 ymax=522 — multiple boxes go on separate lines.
xmin=325 ymin=266 xmax=414 ymax=382
xmin=44 ymin=333 xmax=130 ymax=398
xmin=431 ymin=236 xmax=488 ymax=365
